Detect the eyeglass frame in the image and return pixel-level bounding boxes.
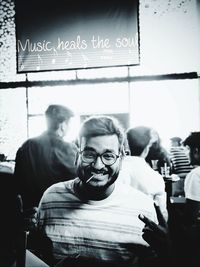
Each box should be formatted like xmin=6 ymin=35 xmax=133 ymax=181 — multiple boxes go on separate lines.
xmin=79 ymin=150 xmax=121 ymax=166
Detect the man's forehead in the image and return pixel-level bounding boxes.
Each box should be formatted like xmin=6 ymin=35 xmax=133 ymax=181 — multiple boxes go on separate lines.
xmin=80 ymin=135 xmax=120 ymax=150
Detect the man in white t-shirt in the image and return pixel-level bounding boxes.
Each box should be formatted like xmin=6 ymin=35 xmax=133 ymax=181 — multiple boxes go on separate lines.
xmin=118 ymin=126 xmax=168 ymax=221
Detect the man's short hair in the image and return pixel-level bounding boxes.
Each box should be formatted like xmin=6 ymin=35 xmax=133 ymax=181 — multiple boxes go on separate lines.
xmin=183 ymin=132 xmax=200 ymax=149
xmin=126 ymin=126 xmax=152 ymax=156
xmin=78 ymin=115 xmax=125 ymax=151
xmin=45 ymin=104 xmax=74 ymax=130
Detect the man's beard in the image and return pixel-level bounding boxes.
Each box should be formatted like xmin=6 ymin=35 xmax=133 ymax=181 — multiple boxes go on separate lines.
xmin=77 ymin=164 xmax=120 ymax=189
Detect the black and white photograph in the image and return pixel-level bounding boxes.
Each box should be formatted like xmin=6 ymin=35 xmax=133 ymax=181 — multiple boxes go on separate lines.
xmin=0 ymin=0 xmax=200 ymax=266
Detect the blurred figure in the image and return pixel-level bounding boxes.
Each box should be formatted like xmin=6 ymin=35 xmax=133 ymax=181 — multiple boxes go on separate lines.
xmin=169 ymin=136 xmax=193 ymax=196
xmin=119 ymin=126 xmax=168 ymax=221
xmin=14 ymin=104 xmax=78 ymax=209
xmin=183 ymin=132 xmax=200 ymax=223
xmin=173 ymin=132 xmax=200 ymax=267
xmin=146 ymin=133 xmax=172 ymax=175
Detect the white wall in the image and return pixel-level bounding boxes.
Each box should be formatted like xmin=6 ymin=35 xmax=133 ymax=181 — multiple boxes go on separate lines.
xmin=130 ymin=0 xmax=200 ymax=75
xmin=130 ymin=78 xmax=200 ymax=148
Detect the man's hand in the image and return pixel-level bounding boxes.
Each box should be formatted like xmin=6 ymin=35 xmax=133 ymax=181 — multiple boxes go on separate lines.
xmin=138 ymin=203 xmax=171 ymax=258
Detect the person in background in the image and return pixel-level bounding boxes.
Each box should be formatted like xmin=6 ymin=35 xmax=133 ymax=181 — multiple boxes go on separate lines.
xmin=14 ymin=104 xmax=78 ymax=209
xmin=169 ymin=132 xmax=200 ymax=267
xmin=118 ymin=126 xmax=168 ymax=221
xmin=182 ymin=132 xmax=200 ymax=267
xmin=138 ymin=126 xmax=200 ymax=267
xmin=183 ymin=132 xmax=200 ymax=223
xmin=169 ymin=136 xmax=193 ymax=197
xmin=146 ymin=133 xmax=172 ymax=175
xmin=35 ymin=116 xmax=158 ymax=267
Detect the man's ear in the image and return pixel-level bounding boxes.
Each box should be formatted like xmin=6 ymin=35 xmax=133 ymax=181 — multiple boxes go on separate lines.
xmin=59 ymin=121 xmax=65 ymax=133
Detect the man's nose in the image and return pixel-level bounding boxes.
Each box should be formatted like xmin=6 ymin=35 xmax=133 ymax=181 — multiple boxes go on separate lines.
xmin=93 ymin=156 xmax=105 ymax=169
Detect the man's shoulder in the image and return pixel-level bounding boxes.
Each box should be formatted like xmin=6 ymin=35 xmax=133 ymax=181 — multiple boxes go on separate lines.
xmin=121 ymin=156 xmax=147 ymax=172
xmin=122 ymin=155 xmax=143 ymax=163
xmin=20 ymin=135 xmax=43 ymax=147
xmin=122 ymin=156 xmax=163 ymax=178
xmin=39 ymin=180 xmax=76 ymax=205
xmin=41 ymin=179 xmax=75 ymax=199
xmin=188 ymin=166 xmax=200 ymax=176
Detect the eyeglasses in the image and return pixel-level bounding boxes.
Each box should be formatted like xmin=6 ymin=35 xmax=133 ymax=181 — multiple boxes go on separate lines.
xmin=80 ymin=150 xmax=120 ymax=166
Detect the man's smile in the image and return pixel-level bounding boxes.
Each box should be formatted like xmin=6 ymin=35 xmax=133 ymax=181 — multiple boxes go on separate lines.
xmin=90 ymin=172 xmax=108 ymax=179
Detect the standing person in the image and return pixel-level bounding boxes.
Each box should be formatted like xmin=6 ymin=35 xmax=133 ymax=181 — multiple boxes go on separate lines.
xmin=14 ymin=104 xmax=78 ymax=209
xmin=169 ymin=136 xmax=193 ymax=196
xmin=118 ymin=126 xmax=168 ymax=221
xmin=36 ymin=116 xmax=158 ymax=266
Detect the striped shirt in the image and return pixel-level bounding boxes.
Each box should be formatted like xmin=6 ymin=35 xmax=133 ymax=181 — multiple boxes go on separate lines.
xmin=170 ymin=147 xmax=193 ymax=178
xmin=38 ymin=178 xmax=157 ymax=263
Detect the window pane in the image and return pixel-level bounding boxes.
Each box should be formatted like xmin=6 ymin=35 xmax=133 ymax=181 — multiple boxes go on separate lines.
xmin=130 ymin=79 xmax=199 ymax=148
xmin=27 ymin=82 xmax=129 ymax=140
xmin=28 ymin=83 xmax=129 ymax=116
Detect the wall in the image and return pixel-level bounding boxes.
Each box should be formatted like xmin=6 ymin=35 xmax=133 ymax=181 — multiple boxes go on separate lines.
xmin=136 ymin=0 xmax=200 ymax=74
xmin=1 ymin=0 xmax=200 ymax=81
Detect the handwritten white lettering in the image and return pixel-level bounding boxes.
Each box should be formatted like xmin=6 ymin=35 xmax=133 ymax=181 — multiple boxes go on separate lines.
xmin=91 ymin=36 xmax=111 ymax=49
xmin=56 ymin=36 xmax=87 ymax=50
xmin=17 ymin=39 xmax=53 ymax=52
xmin=115 ymin=37 xmax=137 ymax=48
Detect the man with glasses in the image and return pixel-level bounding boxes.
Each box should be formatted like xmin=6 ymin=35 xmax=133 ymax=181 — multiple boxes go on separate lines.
xmin=36 ymin=115 xmax=158 ymax=266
